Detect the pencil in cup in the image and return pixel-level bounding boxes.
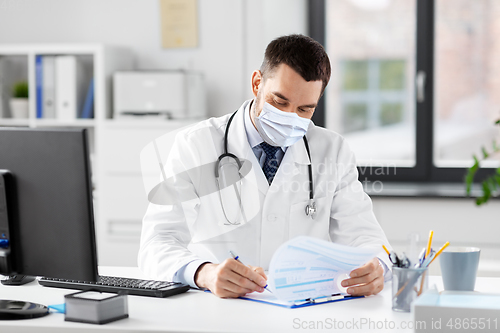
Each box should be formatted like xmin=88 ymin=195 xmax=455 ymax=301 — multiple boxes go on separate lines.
xmin=392 ymin=267 xmax=428 ymax=312
xmin=417 ymin=242 xmax=450 ymax=296
xmin=425 ymin=230 xmax=434 ymax=258
xmin=429 ymin=241 xmax=450 ymax=265
xmin=382 ymin=245 xmax=391 ymax=256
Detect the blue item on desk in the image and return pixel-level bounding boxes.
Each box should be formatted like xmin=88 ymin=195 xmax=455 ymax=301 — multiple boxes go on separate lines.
xmin=48 ymin=304 xmax=66 ymax=314
xmin=204 ymin=289 xmax=363 ymax=309
xmin=240 ymin=292 xmax=363 ymax=309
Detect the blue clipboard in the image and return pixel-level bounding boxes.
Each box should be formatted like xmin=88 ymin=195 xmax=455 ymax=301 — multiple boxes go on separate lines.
xmin=239 ymin=292 xmax=364 ymax=309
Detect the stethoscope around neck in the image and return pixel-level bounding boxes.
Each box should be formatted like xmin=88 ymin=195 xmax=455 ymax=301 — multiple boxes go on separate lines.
xmin=214 ymin=110 xmax=317 ymax=225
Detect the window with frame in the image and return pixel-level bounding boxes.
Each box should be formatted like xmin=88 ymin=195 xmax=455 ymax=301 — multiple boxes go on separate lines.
xmin=310 ymin=0 xmax=500 ymax=185
xmin=342 ymin=59 xmax=408 ymax=133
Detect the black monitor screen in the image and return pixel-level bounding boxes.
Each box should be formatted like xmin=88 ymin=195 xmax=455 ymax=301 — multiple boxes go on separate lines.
xmin=0 ymin=128 xmax=97 ymax=281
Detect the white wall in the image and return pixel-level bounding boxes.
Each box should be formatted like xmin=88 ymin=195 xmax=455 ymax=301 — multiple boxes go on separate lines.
xmin=0 ymin=0 xmax=307 ymax=117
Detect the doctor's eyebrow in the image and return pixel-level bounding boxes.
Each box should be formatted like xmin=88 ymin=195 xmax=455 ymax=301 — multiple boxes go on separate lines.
xmin=271 ymin=91 xmax=317 ymax=109
xmin=272 ymin=91 xmax=290 ymax=101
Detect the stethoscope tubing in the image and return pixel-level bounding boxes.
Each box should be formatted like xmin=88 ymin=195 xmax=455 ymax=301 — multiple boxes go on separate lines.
xmin=216 ymin=109 xmax=316 ymax=222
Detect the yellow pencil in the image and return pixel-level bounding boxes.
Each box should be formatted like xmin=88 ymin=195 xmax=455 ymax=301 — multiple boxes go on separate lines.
xmin=382 ymin=245 xmax=390 ymax=256
xmin=429 ymin=241 xmax=450 ymax=265
xmin=425 ymin=230 xmax=434 ymax=258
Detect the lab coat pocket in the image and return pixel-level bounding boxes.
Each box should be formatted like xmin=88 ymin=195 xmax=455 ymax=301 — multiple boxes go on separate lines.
xmin=288 ymin=196 xmax=330 ymax=240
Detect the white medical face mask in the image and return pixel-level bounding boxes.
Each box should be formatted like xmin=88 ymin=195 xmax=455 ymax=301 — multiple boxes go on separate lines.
xmin=254 ymin=102 xmax=311 ymax=147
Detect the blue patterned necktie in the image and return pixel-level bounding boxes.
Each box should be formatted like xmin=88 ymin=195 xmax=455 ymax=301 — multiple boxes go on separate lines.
xmin=260 ymin=142 xmax=281 ymax=184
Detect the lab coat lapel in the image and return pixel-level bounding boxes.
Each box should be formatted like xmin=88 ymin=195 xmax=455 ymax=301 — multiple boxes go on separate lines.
xmin=289 ymin=136 xmax=312 ymax=166
xmin=270 ymin=135 xmax=311 ymax=191
xmin=226 ymin=100 xmax=269 ymax=195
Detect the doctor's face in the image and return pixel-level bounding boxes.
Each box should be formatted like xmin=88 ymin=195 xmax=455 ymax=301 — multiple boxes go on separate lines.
xmin=250 ymin=63 xmax=323 ymax=122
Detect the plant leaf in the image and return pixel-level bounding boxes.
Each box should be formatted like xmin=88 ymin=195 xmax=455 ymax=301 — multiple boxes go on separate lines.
xmin=493 ymin=140 xmax=499 ymax=152
xmin=495 ymin=174 xmax=500 ymax=184
xmin=495 ymin=119 xmax=500 ymax=125
xmin=480 ymin=180 xmax=492 ymax=205
xmin=482 ymin=147 xmax=490 ymax=159
xmin=465 ymin=155 xmax=480 ymax=195
xmin=488 ymin=177 xmax=498 ymax=190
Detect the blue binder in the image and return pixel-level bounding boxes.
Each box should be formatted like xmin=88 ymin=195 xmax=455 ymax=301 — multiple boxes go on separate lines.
xmin=35 ymin=55 xmax=43 ymax=118
xmin=80 ymin=78 xmax=94 ymax=119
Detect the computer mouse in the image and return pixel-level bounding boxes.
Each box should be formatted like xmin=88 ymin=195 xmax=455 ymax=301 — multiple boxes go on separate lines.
xmin=1 ymin=275 xmax=36 ymax=286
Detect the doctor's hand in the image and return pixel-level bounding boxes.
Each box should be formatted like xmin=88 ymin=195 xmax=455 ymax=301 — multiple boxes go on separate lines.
xmin=341 ymin=257 xmax=384 ymax=296
xmin=194 ymin=259 xmax=268 ymax=298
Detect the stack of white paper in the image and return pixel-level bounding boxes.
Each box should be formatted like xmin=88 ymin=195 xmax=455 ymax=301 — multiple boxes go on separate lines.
xmin=264 ymin=236 xmax=380 ymax=303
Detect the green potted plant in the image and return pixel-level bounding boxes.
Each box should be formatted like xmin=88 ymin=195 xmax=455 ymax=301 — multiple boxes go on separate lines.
xmin=465 ymin=119 xmax=500 ymax=205
xmin=9 ymin=81 xmax=29 ymax=118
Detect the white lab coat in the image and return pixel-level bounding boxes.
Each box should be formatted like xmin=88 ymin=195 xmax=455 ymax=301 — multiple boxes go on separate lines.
xmin=138 ymin=100 xmax=392 ymax=282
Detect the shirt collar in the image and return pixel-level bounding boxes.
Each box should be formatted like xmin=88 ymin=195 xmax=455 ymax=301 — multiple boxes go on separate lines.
xmin=244 ymin=99 xmax=263 ymax=149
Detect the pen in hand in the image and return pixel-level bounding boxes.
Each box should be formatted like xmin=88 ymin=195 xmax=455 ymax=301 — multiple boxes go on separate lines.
xmin=229 ymin=251 xmax=272 ymax=293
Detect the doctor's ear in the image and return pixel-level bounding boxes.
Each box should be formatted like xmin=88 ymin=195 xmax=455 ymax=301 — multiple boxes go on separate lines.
xmin=251 ymin=70 xmax=263 ymax=97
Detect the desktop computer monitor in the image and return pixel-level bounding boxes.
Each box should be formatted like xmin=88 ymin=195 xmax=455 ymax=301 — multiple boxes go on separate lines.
xmin=0 ymin=127 xmax=98 ymax=318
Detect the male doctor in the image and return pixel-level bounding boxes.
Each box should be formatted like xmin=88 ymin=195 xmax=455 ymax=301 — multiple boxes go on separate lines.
xmin=139 ymin=34 xmax=391 ymax=298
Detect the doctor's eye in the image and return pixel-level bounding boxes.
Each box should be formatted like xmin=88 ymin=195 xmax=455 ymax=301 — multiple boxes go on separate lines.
xmin=298 ymin=108 xmax=313 ymax=114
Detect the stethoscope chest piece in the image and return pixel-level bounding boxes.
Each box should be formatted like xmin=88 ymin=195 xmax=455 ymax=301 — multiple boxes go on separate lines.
xmin=305 ymin=199 xmax=316 ymax=219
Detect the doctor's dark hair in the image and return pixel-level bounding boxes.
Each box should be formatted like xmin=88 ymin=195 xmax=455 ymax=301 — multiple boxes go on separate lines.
xmin=260 ymin=34 xmax=331 ymax=95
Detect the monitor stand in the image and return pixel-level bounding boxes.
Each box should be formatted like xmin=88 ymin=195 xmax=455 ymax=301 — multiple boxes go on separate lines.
xmin=1 ymin=275 xmax=49 ymax=320
xmin=0 ymin=300 xmax=49 ymax=320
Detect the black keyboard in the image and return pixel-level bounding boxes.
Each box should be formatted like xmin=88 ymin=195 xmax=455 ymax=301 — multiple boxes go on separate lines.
xmin=38 ymin=276 xmax=190 ymax=298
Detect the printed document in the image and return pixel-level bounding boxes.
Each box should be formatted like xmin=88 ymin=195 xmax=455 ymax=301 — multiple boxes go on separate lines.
xmin=246 ymin=236 xmax=380 ymax=304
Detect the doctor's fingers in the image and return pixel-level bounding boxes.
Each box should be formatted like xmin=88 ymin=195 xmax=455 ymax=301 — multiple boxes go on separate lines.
xmin=212 ymin=280 xmax=254 ymax=298
xmin=219 ymin=268 xmax=265 ymax=293
xmin=349 ymin=257 xmax=380 ymax=279
xmin=345 ymin=275 xmax=384 ymax=296
xmin=248 ymin=265 xmax=267 ymax=280
xmin=341 ymin=261 xmax=383 ymax=288
xmin=221 ymin=259 xmax=267 ymax=288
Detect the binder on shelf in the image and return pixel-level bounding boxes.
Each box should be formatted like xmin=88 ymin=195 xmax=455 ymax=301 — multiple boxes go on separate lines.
xmin=35 ymin=55 xmax=43 ymax=119
xmin=55 ymin=55 xmax=86 ymax=121
xmin=80 ymin=78 xmax=94 ymax=119
xmin=0 ymin=57 xmax=4 ymax=118
xmin=42 ymin=56 xmax=56 ymax=119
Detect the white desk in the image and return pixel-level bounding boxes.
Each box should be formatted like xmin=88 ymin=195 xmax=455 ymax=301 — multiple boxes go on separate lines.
xmin=1 ymin=267 xmax=499 ymax=333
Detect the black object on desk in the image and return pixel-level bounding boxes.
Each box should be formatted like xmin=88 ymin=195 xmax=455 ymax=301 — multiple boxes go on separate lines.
xmin=1 ymin=275 xmax=36 ymax=286
xmin=0 ymin=300 xmax=48 ymax=320
xmin=39 ymin=276 xmax=190 ymax=298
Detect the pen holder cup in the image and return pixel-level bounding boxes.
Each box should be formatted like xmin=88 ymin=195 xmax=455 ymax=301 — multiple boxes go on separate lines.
xmin=392 ymin=267 xmax=428 ymax=312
